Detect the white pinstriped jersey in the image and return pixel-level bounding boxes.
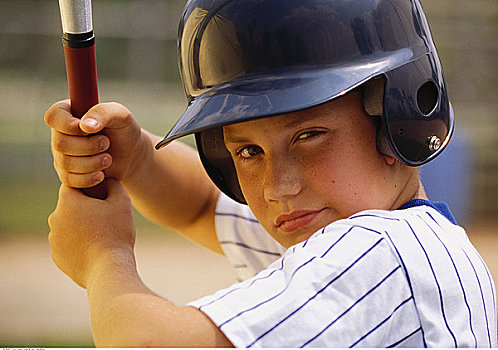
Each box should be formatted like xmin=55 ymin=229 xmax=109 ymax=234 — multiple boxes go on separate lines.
xmin=188 ymin=194 xmax=497 ymax=348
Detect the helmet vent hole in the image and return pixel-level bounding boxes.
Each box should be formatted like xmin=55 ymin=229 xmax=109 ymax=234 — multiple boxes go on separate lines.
xmin=417 ymin=81 xmax=439 ymax=115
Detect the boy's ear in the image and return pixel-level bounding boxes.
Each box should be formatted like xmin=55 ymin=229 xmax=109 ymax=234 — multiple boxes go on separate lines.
xmin=384 ymin=155 xmax=396 ymax=166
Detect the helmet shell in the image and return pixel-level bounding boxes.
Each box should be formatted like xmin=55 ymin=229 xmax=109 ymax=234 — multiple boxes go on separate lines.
xmin=157 ymin=0 xmax=454 ymax=204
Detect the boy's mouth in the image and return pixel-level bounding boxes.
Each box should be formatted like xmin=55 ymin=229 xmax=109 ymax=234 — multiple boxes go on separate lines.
xmin=276 ymin=209 xmax=325 ymax=233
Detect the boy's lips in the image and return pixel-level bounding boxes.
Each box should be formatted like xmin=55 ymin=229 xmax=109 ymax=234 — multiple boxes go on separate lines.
xmin=276 ymin=209 xmax=325 ymax=233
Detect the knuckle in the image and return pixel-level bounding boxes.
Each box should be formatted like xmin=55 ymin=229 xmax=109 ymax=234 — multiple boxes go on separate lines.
xmin=62 ymin=173 xmax=71 ymax=186
xmin=60 ymin=154 xmax=73 ymax=171
xmin=52 ymin=134 xmax=66 ymax=152
xmin=106 ymin=102 xmax=133 ymax=125
xmin=88 ymin=104 xmax=106 ymax=120
xmin=44 ymin=108 xmax=56 ymax=126
xmin=111 ymin=101 xmax=130 ymax=115
xmin=44 ymin=101 xmax=69 ymax=127
xmin=54 ymin=162 xmax=67 ymax=183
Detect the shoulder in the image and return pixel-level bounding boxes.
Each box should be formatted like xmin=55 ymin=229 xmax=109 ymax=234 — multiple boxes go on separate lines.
xmin=191 ymin=208 xmax=419 ymax=347
xmin=285 ymin=210 xmax=407 ymax=281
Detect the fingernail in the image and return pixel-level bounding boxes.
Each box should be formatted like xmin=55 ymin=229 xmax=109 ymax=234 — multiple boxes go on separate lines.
xmin=93 ymin=172 xmax=104 ymax=183
xmin=102 ymin=155 xmax=110 ymax=167
xmin=100 ymin=139 xmax=108 ymax=150
xmin=83 ymin=118 xmax=99 ymax=129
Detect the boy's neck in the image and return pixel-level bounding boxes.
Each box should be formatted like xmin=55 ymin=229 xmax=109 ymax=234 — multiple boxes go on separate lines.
xmin=411 ymin=183 xmax=428 ymax=201
xmin=392 ymin=173 xmax=428 ymax=210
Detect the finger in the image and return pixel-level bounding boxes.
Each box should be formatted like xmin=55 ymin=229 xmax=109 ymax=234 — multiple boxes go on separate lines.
xmin=54 ymin=152 xmax=112 ymax=174
xmin=51 ymin=129 xmax=110 ymax=156
xmin=80 ymin=102 xmax=135 ymax=134
xmin=45 ymin=100 xmax=88 ymax=136
xmin=62 ymin=171 xmax=105 ymax=189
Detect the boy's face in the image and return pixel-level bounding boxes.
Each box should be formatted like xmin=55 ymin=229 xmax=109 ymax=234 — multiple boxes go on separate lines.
xmin=223 ymin=92 xmax=403 ymax=248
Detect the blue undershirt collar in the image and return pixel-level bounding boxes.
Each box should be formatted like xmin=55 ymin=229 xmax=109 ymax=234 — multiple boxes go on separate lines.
xmin=399 ymin=199 xmax=458 ymax=225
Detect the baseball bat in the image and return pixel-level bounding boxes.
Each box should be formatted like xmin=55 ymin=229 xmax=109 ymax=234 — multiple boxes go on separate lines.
xmin=58 ymin=0 xmax=107 ymax=199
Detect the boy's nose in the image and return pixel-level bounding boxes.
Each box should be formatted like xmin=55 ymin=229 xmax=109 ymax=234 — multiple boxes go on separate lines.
xmin=263 ymin=156 xmax=302 ymax=202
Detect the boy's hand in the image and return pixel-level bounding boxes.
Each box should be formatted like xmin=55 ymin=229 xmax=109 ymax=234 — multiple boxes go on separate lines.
xmin=48 ymin=179 xmax=136 ymax=288
xmin=44 ymin=100 xmax=148 ymax=188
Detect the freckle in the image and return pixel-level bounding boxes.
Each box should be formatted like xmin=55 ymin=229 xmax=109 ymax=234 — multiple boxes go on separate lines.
xmin=331 ymin=180 xmax=336 ymax=184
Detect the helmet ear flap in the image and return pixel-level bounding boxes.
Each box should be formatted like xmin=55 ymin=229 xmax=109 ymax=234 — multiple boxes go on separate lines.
xmin=196 ymin=129 xmax=247 ymax=204
xmin=417 ymin=81 xmax=439 ymax=115
xmin=362 ymin=76 xmax=395 ymax=159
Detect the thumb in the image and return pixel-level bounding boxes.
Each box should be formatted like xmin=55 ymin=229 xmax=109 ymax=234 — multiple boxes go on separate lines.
xmin=80 ymin=102 xmax=133 ymax=134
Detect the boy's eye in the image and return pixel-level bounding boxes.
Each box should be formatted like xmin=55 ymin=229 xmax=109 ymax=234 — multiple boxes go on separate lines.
xmin=237 ymin=145 xmax=262 ymax=159
xmin=296 ymin=130 xmax=324 ymax=141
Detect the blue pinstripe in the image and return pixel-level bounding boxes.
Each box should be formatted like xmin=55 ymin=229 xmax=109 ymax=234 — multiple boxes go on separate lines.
xmin=206 ymin=202 xmax=494 ymax=347
xmin=220 ymin=255 xmax=317 ymax=328
xmin=462 ymin=248 xmax=492 ymax=346
xmin=319 ymin=225 xmax=381 ymax=257
xmin=422 ymin=213 xmax=477 ymax=347
xmin=350 ymin=213 xmax=401 ymax=221
xmin=474 ymin=250 xmax=497 ymax=329
xmin=383 ymin=230 xmax=426 ymax=347
xmin=247 ymin=238 xmax=385 ymax=347
xmin=219 ymin=240 xmax=281 ymax=256
xmin=404 ymin=219 xmax=458 ymax=347
xmin=199 ymin=256 xmax=287 ymax=310
xmin=387 ymin=327 xmax=423 ymax=348
xmin=349 ymin=296 xmax=413 ymax=347
xmin=301 ymin=265 xmax=402 ymax=347
xmin=204 ymin=224 xmax=355 ymax=311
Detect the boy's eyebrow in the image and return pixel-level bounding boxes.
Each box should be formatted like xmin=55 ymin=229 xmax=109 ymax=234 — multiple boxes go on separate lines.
xmin=283 ymin=115 xmax=310 ymax=129
xmin=282 ymin=112 xmax=326 ymax=130
xmin=224 ymin=135 xmax=250 ymax=144
xmin=223 ymin=128 xmax=252 ymax=144
xmin=224 ymin=112 xmax=325 ymax=144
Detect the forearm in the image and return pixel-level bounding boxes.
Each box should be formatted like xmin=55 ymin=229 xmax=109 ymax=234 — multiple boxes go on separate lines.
xmin=86 ymin=250 xmax=167 ymax=347
xmin=48 ymin=170 xmax=231 ymax=346
xmin=86 ymin=249 xmax=230 ymax=347
xmin=123 ymin=130 xmax=217 ymax=227
xmin=86 ymin=248 xmax=148 ymax=347
xmin=121 ymin=130 xmax=221 ymax=250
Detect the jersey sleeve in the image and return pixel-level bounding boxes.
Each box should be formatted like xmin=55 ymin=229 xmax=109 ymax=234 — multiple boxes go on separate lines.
xmin=188 ymin=219 xmax=419 ymax=347
xmin=215 ymin=193 xmax=286 ymax=280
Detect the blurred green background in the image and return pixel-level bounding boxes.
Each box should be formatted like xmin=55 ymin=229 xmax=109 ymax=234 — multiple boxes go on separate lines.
xmin=0 ymin=0 xmax=497 ymax=347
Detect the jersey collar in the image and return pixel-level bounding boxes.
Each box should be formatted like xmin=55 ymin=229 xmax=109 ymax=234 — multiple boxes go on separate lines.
xmin=399 ymin=199 xmax=458 ymax=225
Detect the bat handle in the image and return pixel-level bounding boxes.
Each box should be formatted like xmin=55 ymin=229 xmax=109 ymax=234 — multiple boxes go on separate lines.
xmin=63 ymin=34 xmax=108 ymax=199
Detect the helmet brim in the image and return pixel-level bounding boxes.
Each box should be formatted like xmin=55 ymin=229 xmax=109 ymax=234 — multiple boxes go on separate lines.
xmin=156 ymin=49 xmax=414 ymax=149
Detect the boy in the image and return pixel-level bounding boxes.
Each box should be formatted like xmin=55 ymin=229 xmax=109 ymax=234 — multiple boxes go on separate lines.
xmin=45 ymin=0 xmax=497 ymax=347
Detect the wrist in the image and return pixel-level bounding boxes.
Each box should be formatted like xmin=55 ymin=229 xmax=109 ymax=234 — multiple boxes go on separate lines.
xmin=86 ymin=246 xmax=139 ymax=292
xmin=121 ymin=129 xmax=155 ymax=187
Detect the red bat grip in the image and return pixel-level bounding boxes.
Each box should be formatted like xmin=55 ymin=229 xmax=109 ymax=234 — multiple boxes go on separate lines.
xmin=63 ymin=45 xmax=108 ymax=199
xmin=63 ymin=45 xmax=99 ymax=117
